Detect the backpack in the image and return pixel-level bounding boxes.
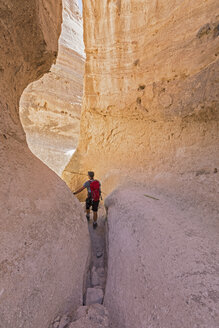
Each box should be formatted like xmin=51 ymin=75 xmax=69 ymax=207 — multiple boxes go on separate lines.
xmin=89 ymin=180 xmax=100 ymax=201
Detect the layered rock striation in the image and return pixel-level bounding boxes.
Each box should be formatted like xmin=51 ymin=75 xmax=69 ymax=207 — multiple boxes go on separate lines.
xmin=62 ymin=0 xmax=219 ymax=326
xmin=20 ymin=0 xmax=85 ymax=176
xmin=63 ymin=0 xmax=219 ymax=198
xmin=0 ymin=1 xmax=89 ymax=327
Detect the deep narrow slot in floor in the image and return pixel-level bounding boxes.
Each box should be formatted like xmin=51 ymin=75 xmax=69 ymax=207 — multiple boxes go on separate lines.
xmin=83 ymin=208 xmax=108 ymax=306
xmin=49 ymin=207 xmax=110 ymax=328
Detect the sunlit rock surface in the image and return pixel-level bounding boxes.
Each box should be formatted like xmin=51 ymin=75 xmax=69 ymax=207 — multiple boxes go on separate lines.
xmin=0 ymin=1 xmax=89 ymax=327
xmin=63 ymin=0 xmax=219 ymax=193
xmin=20 ymin=0 xmax=85 ymax=176
xmin=63 ymin=1 xmax=219 ymax=327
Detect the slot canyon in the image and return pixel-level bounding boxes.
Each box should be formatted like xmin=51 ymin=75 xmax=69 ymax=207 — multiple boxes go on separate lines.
xmin=0 ymin=1 xmax=218 ymax=328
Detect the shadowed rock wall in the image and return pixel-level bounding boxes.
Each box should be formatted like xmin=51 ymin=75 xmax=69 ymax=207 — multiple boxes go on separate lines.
xmin=0 ymin=1 xmax=89 ymax=327
xmin=20 ymin=0 xmax=85 ymax=176
xmin=63 ymin=0 xmax=219 ymax=198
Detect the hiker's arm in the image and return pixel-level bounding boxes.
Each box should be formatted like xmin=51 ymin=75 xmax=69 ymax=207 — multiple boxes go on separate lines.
xmin=73 ymin=186 xmax=85 ymax=195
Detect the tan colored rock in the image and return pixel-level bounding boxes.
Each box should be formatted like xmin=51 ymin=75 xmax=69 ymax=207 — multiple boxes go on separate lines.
xmin=63 ymin=0 xmax=219 ymax=199
xmin=104 ymin=187 xmax=219 ymax=328
xmin=58 ymin=314 xmax=71 ymax=328
xmin=61 ymin=1 xmax=219 ymax=327
xmin=0 ymin=1 xmax=89 ymax=328
xmin=70 ymin=304 xmax=109 ymax=328
xmin=86 ymin=287 xmax=104 ymax=305
xmin=91 ymin=267 xmax=101 ymax=287
xmin=20 ymin=0 xmax=85 ymax=176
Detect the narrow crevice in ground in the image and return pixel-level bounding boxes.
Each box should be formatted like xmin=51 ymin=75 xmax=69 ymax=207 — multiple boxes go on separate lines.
xmin=83 ymin=208 xmax=108 ymax=305
xmin=49 ymin=206 xmax=109 ymax=328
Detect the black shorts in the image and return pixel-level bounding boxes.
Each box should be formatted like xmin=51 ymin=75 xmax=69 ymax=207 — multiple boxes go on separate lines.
xmin=86 ymin=197 xmax=99 ymax=212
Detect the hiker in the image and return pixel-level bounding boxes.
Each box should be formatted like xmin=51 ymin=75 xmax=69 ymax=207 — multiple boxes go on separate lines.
xmin=73 ymin=171 xmax=101 ymax=229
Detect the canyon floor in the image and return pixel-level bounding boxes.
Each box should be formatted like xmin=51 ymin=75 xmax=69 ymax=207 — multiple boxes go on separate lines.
xmin=49 ymin=207 xmax=110 ymax=328
xmin=48 ymin=186 xmax=218 ymax=328
xmin=104 ymin=185 xmax=219 ymax=328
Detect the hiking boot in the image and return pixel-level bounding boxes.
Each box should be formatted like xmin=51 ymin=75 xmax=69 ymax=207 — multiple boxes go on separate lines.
xmin=86 ymin=214 xmax=90 ymax=222
xmin=93 ymin=222 xmax=98 ymax=229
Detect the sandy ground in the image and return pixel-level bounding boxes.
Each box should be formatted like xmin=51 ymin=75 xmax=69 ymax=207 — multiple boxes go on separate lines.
xmin=104 ymin=185 xmax=219 ymax=328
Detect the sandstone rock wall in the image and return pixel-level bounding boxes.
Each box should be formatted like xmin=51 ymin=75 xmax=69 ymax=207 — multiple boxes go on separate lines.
xmin=20 ymin=0 xmax=85 ymax=176
xmin=63 ymin=0 xmax=219 ymax=200
xmin=62 ymin=1 xmax=219 ymax=326
xmin=104 ymin=187 xmax=219 ymax=328
xmin=0 ymin=1 xmax=89 ymax=327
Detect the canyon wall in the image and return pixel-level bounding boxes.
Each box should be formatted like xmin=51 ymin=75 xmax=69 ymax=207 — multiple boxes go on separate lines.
xmin=20 ymin=0 xmax=85 ymax=176
xmin=62 ymin=0 xmax=219 ymax=326
xmin=0 ymin=1 xmax=89 ymax=327
xmin=63 ymin=0 xmax=219 ymax=200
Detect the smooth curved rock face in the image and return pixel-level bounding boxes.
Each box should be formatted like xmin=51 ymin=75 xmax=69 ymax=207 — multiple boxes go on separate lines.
xmin=0 ymin=1 xmax=89 ymax=327
xmin=20 ymin=0 xmax=85 ymax=176
xmin=63 ymin=0 xmax=219 ymax=196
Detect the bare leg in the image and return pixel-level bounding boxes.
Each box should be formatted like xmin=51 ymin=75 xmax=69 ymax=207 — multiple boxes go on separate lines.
xmin=86 ymin=209 xmax=90 ymax=221
xmin=86 ymin=209 xmax=90 ymax=216
xmin=93 ymin=211 xmax=98 ymax=222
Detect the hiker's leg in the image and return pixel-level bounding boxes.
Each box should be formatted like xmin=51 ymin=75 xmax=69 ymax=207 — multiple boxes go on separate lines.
xmin=86 ymin=209 xmax=90 ymax=215
xmin=92 ymin=200 xmax=99 ymax=223
xmin=86 ymin=198 xmax=91 ymax=220
xmin=93 ymin=211 xmax=98 ymax=222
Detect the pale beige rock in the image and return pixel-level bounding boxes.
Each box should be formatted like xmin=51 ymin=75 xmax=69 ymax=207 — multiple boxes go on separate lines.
xmin=63 ymin=0 xmax=219 ymax=200
xmin=20 ymin=0 xmax=85 ymax=176
xmin=53 ymin=323 xmax=60 ymax=328
xmin=61 ymin=1 xmax=219 ymax=327
xmin=86 ymin=287 xmax=104 ymax=305
xmin=58 ymin=314 xmax=71 ymax=328
xmin=70 ymin=304 xmax=109 ymax=328
xmin=91 ymin=267 xmax=100 ymax=286
xmin=0 ymin=1 xmax=89 ymax=328
xmin=104 ymin=187 xmax=219 ymax=328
